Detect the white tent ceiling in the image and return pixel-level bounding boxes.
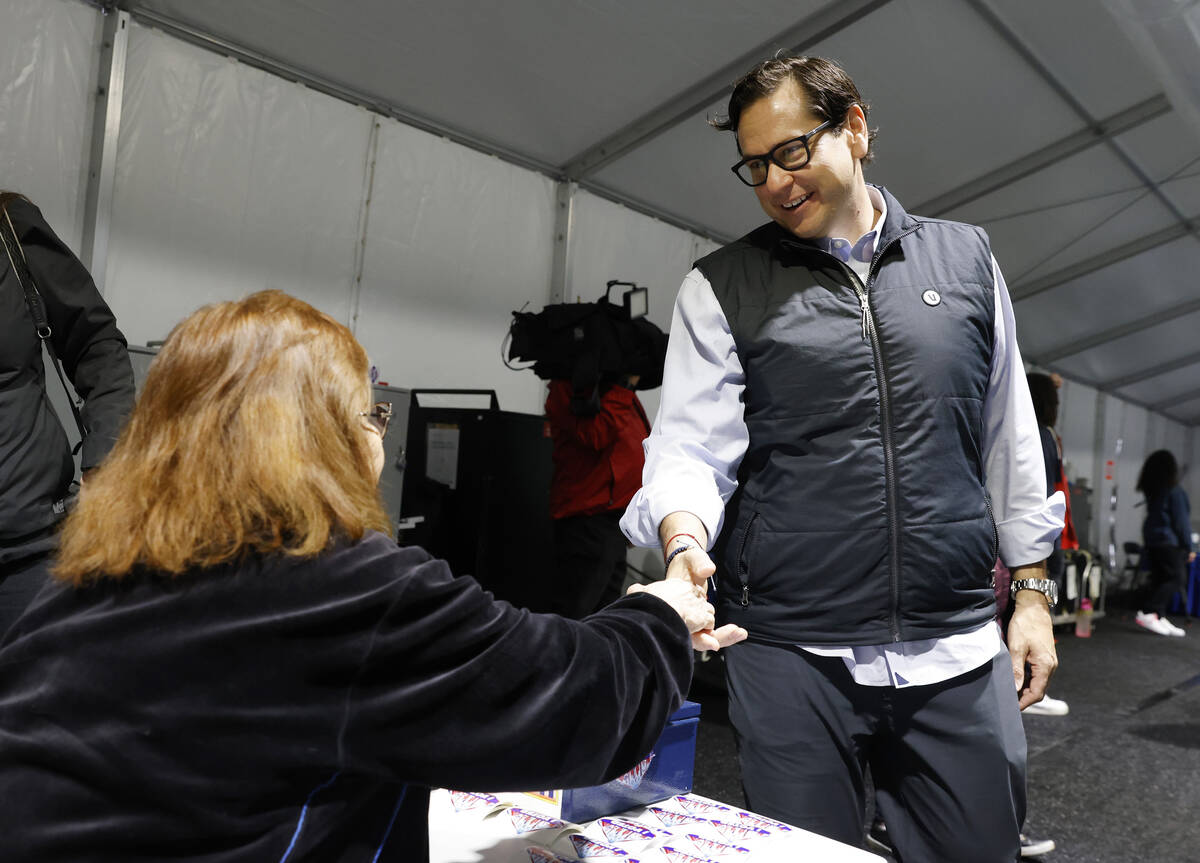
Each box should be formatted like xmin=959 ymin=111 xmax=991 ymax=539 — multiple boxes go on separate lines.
xmin=115 ymin=0 xmax=1200 ymax=423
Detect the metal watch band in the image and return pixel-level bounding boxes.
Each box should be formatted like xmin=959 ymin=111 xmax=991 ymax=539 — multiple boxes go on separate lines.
xmin=1010 ymin=577 xmax=1058 ymax=608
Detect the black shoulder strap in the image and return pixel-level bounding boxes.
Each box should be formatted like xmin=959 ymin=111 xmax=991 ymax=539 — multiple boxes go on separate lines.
xmin=0 ymin=205 xmax=88 ymax=441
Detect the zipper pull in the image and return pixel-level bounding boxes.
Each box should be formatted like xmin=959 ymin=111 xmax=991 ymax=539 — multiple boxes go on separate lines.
xmin=860 ymin=295 xmax=870 ymax=340
xmin=740 ymin=585 xmax=750 ymax=607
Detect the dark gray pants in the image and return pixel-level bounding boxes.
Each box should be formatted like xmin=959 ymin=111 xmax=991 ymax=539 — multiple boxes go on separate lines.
xmin=724 ymin=641 xmax=1026 ymax=863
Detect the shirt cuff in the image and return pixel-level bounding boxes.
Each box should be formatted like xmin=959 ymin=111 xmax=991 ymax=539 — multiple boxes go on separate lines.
xmin=997 ymin=490 xmax=1066 ymax=567
xmin=620 ymin=481 xmax=728 ymax=550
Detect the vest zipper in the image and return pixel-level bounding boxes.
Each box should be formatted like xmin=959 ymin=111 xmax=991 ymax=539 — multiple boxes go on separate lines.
xmin=984 ymin=492 xmax=999 ymax=563
xmin=737 ymin=511 xmax=759 ymax=607
xmin=837 ymin=225 xmax=919 ymax=643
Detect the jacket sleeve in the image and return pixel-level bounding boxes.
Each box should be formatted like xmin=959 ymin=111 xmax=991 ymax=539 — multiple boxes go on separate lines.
xmin=6 ymin=199 xmax=135 ymax=470
xmin=340 ymin=542 xmax=693 ymax=791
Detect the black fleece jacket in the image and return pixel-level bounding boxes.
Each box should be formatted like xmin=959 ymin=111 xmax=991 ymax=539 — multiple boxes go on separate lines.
xmin=0 ymin=533 xmax=693 ymax=862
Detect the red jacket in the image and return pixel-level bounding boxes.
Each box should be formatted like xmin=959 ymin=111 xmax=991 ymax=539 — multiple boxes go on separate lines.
xmin=546 ymin=380 xmax=650 ymax=519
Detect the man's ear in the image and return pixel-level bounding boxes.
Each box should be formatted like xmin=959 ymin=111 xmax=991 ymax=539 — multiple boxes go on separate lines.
xmin=845 ymin=104 xmax=869 ymax=161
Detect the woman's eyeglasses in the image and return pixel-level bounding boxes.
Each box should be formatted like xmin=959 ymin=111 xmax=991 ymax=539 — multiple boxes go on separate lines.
xmin=359 ymin=402 xmax=393 ymax=437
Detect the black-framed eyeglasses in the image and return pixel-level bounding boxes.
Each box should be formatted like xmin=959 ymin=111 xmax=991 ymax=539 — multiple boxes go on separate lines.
xmin=359 ymin=401 xmax=393 ymax=437
xmin=730 ymin=119 xmax=834 ymax=187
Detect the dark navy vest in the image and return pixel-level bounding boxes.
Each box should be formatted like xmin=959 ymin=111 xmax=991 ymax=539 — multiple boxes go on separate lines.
xmin=698 ymin=187 xmax=998 ymax=645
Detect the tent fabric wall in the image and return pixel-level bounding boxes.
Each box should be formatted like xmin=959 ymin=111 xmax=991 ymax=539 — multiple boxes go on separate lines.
xmin=354 ymin=114 xmax=556 ymax=415
xmin=0 ymin=0 xmax=100 ymax=248
xmin=103 ymin=22 xmax=371 ymax=345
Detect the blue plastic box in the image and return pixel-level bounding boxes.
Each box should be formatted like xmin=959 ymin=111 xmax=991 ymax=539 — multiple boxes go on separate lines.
xmin=559 ymin=700 xmax=700 ymax=824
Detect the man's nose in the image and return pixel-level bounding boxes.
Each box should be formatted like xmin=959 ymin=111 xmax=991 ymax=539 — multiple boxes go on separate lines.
xmin=763 ymin=161 xmax=793 ymax=192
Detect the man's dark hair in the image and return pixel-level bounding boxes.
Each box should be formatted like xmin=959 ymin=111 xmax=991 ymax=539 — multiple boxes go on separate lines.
xmin=1137 ymin=449 xmax=1180 ymax=499
xmin=1026 ymin=372 xmax=1058 ymax=428
xmin=711 ymin=55 xmax=876 ymax=163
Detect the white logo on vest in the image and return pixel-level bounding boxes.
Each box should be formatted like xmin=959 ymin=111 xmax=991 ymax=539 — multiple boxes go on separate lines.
xmin=921 ymin=290 xmax=941 ymax=307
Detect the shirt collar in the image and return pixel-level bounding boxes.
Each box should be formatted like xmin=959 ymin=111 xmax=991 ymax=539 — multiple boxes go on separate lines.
xmin=811 ymin=185 xmax=887 ymax=264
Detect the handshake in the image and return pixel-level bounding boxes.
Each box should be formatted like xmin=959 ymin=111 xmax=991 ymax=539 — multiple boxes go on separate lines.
xmin=627 ymin=546 xmax=747 ymax=652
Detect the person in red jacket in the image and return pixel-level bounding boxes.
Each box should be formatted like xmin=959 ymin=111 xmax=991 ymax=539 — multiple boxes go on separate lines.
xmin=546 ymin=375 xmax=651 ymax=618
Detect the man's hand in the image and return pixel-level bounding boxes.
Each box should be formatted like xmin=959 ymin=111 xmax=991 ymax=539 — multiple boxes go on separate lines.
xmin=1007 ymin=583 xmax=1059 ymax=709
xmin=628 ymin=575 xmax=747 ymax=651
xmin=667 ymin=545 xmax=716 ymax=593
xmin=653 ymin=511 xmax=749 ymax=651
xmin=664 ymin=547 xmax=746 ymax=650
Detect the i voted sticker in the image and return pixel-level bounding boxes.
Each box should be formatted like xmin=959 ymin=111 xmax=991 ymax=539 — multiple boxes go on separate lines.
xmin=922 ymin=289 xmax=941 ymax=307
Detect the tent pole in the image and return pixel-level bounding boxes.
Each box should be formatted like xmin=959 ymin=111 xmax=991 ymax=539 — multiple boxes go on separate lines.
xmin=81 ymin=7 xmax=129 ymax=292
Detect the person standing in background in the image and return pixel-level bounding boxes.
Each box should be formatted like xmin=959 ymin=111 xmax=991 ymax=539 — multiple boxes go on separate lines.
xmin=0 ymin=191 xmax=135 ymax=634
xmin=546 ymin=374 xmax=651 ymax=618
xmin=1135 ymin=449 xmax=1193 ymax=637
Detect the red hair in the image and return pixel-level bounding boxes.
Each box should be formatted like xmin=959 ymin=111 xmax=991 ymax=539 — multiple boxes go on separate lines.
xmin=55 ymin=290 xmax=391 ymax=584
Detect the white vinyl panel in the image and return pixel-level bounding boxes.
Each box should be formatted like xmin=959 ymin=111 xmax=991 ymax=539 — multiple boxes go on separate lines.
xmin=1114 ymin=111 xmax=1200 ymax=217
xmin=1115 ymin=364 xmax=1200 ymax=410
xmin=1173 ymin=395 xmax=1200 ymax=426
xmin=1147 ymin=413 xmax=1189 ymax=467
xmin=0 ymin=0 xmax=101 ymax=247
xmin=1056 ymin=376 xmax=1097 ymax=495
xmin=354 ymin=117 xmax=556 ymax=416
xmin=104 ymin=23 xmax=371 ymax=345
xmin=945 ymin=146 xmax=1144 ymax=282
xmin=127 ymin=0 xmax=830 ymax=167
xmin=569 ymin=190 xmax=710 ymax=424
xmin=1052 ymin=309 xmax=1200 ymax=386
xmin=981 ymin=0 xmax=1161 ymax=118
xmin=1098 ymin=395 xmax=1151 ymax=562
xmin=1160 ymin=174 xmax=1200 ymax=218
xmin=590 ymin=102 xmax=768 ymax=244
xmin=1003 ymin=194 xmax=1171 ymax=291
xmin=814 ymin=0 xmax=1081 ymax=207
xmin=1011 ymin=235 xmax=1199 ymax=358
xmin=1013 ymin=194 xmax=1179 ymax=287
xmin=1113 ymin=112 xmax=1200 ymax=189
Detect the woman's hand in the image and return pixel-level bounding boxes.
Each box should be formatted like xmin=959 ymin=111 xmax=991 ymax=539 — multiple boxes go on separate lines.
xmin=628 ymin=577 xmax=747 ymax=652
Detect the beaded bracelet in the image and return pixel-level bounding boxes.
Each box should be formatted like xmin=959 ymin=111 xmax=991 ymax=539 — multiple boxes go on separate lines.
xmin=664 ymin=544 xmax=694 ymax=568
xmin=664 ymin=532 xmax=703 ymax=555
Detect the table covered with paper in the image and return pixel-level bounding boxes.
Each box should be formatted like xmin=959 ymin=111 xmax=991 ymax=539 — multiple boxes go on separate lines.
xmin=428 ymin=788 xmax=880 ymax=862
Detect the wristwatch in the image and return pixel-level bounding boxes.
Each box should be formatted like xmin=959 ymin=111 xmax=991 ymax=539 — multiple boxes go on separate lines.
xmin=1010 ymin=577 xmax=1059 ymax=609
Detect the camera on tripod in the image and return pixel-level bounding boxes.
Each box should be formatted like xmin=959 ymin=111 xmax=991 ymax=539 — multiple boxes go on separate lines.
xmin=506 ymin=281 xmax=667 ymax=416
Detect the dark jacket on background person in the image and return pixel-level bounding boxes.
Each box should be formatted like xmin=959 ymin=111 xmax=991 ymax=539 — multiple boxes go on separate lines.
xmin=1143 ymin=484 xmax=1193 ymax=552
xmin=546 ymin=379 xmax=650 ymax=519
xmin=699 ymin=187 xmax=998 ymax=646
xmin=0 ymin=532 xmax=692 ymax=862
xmin=0 ymin=196 xmax=134 ymax=548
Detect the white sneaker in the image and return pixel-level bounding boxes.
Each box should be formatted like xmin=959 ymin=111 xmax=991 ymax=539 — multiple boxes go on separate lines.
xmin=1022 ymin=695 xmax=1069 ymax=716
xmin=1160 ymin=616 xmax=1186 ymax=637
xmin=1020 ymin=833 xmax=1056 ymax=857
xmin=1135 ymin=611 xmax=1174 ymax=637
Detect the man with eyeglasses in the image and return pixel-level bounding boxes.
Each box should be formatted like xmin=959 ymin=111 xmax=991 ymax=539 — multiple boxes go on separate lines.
xmin=620 ymin=56 xmax=1064 ymax=861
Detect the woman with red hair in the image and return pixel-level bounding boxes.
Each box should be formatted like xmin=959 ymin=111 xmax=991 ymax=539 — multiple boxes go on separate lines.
xmin=0 ymin=290 xmax=743 ymax=862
